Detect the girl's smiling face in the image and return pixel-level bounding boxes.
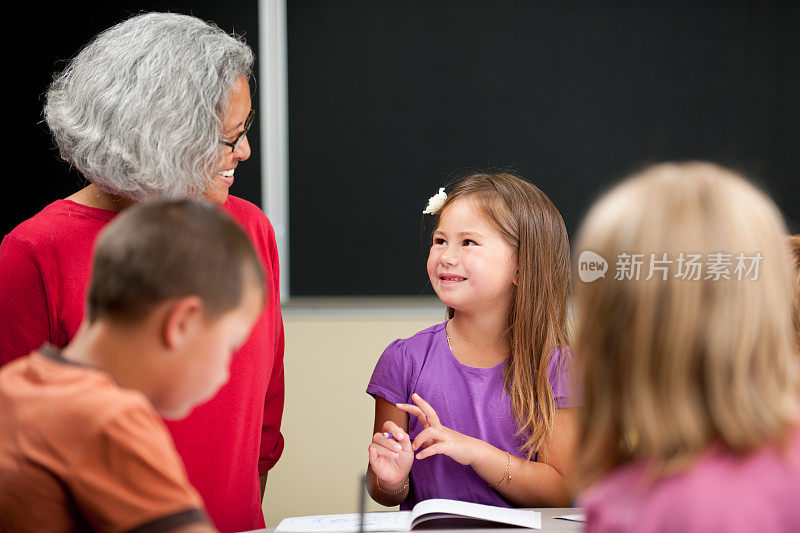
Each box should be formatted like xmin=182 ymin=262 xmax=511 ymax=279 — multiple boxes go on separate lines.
xmin=427 ymin=198 xmax=518 ymax=315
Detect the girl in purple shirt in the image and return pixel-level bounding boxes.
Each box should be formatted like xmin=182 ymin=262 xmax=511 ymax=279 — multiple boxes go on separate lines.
xmin=574 ymin=162 xmax=800 ymax=532
xmin=366 ymin=172 xmax=579 ymax=508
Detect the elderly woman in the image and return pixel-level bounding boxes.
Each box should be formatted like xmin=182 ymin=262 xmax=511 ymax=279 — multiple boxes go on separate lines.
xmin=0 ymin=13 xmax=283 ymax=533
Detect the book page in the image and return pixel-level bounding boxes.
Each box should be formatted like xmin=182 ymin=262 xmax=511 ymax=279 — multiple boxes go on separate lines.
xmin=410 ymin=499 xmax=541 ymax=529
xmin=554 ymin=513 xmax=585 ymax=522
xmin=275 ymin=511 xmax=412 ymax=533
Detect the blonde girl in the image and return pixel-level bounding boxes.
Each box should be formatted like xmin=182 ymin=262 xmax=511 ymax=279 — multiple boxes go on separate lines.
xmin=575 ymin=162 xmax=800 ymax=532
xmin=366 ymin=172 xmax=579 ymax=508
xmin=789 ymin=234 xmax=800 ymax=345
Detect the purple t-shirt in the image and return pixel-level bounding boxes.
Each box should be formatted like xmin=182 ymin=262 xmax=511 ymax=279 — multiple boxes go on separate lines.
xmin=580 ymin=427 xmax=800 ymax=532
xmin=366 ymin=321 xmax=577 ymax=509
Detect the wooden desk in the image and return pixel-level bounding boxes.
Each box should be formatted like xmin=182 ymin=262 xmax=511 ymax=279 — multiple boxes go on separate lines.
xmin=247 ymin=509 xmax=583 ymax=533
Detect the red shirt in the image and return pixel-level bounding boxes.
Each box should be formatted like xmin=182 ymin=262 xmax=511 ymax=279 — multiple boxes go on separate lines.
xmin=0 ymin=196 xmax=285 ymax=532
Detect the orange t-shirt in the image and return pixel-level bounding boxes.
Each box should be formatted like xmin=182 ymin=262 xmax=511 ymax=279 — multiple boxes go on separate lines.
xmin=0 ymin=345 xmax=208 ymax=533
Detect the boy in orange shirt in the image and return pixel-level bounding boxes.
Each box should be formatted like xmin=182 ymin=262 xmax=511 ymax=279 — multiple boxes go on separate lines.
xmin=0 ymin=199 xmax=264 ymax=533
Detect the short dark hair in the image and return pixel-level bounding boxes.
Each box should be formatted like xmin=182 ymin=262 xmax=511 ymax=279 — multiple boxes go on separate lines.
xmin=87 ymin=199 xmax=264 ymax=323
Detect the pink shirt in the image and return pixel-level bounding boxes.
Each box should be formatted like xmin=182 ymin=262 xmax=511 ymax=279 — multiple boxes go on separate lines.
xmin=581 ymin=427 xmax=800 ymax=533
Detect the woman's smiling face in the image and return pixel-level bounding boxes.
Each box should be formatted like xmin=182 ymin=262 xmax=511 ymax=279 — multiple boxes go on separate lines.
xmin=205 ymin=75 xmax=252 ymax=206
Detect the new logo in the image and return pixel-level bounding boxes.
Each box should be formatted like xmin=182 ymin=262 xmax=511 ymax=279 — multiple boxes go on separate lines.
xmin=578 ymin=250 xmax=608 ymax=282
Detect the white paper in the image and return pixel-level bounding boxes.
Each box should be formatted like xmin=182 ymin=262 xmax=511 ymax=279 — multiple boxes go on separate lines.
xmin=275 ymin=499 xmax=542 ymax=532
xmin=554 ymin=513 xmax=586 ymax=522
xmin=275 ymin=511 xmax=411 ymax=533
xmin=410 ymin=499 xmax=541 ymax=529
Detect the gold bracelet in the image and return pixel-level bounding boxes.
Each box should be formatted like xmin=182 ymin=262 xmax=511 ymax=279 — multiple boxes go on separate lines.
xmin=377 ymin=476 xmax=409 ymax=495
xmin=488 ymin=451 xmax=511 ymax=488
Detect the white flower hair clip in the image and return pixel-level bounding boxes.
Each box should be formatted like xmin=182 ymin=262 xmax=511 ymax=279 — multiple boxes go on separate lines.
xmin=422 ymin=187 xmax=447 ymax=214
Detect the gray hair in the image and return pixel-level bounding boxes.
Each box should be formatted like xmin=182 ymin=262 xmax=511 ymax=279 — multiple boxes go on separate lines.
xmin=44 ymin=12 xmax=254 ymax=200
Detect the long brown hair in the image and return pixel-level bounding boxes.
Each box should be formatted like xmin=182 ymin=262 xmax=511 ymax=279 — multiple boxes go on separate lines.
xmin=433 ymin=172 xmax=572 ymax=458
xmin=574 ymin=162 xmax=800 ymax=488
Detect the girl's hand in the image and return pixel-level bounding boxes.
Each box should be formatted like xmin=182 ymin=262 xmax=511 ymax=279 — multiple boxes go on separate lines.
xmin=368 ymin=420 xmax=414 ymax=487
xmin=396 ymin=393 xmax=480 ymax=466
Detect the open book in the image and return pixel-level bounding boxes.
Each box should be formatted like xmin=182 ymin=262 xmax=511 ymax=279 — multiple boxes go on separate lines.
xmin=275 ymin=498 xmax=541 ymax=532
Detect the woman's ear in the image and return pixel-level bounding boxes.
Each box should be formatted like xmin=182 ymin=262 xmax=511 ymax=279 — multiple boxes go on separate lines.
xmin=162 ymin=296 xmax=204 ymax=350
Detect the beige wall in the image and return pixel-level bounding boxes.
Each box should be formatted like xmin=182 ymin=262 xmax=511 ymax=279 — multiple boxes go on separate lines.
xmin=262 ymin=301 xmax=445 ymax=526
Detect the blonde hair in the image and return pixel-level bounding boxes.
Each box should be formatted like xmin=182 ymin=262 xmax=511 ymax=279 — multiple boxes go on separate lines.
xmin=789 ymin=235 xmax=800 ymax=346
xmin=574 ymin=162 xmax=800 ymax=488
xmin=434 ymin=172 xmax=572 ymax=458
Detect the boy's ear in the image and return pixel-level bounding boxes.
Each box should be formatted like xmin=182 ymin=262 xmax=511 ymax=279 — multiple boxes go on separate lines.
xmin=162 ymin=296 xmax=205 ymax=350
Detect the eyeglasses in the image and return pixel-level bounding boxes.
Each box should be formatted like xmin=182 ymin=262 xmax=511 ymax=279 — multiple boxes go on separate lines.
xmin=219 ymin=108 xmax=255 ymax=152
